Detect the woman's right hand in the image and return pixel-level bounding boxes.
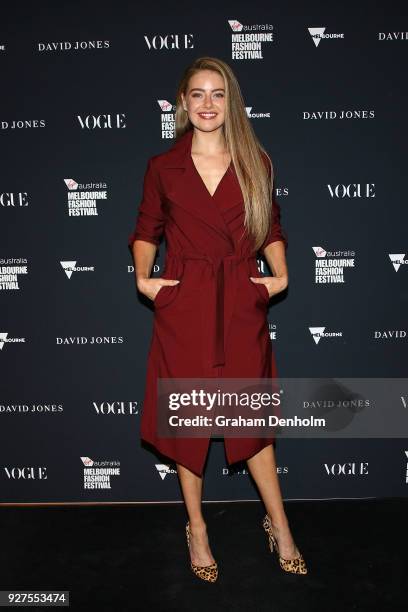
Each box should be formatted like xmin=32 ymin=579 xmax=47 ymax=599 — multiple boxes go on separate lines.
xmin=137 ymin=277 xmax=180 ymax=302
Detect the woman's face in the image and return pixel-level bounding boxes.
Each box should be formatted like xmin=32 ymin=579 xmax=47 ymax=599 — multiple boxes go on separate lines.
xmin=181 ymin=69 xmax=226 ymax=133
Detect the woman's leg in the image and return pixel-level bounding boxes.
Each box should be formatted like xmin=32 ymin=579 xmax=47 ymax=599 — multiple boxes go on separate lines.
xmin=176 ymin=463 xmax=216 ymax=566
xmin=246 ymin=443 xmax=300 ymax=558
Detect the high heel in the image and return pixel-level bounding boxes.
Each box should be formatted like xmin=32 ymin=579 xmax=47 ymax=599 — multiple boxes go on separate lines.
xmin=262 ymin=514 xmax=308 ymax=575
xmin=185 ymin=522 xmax=218 ymax=583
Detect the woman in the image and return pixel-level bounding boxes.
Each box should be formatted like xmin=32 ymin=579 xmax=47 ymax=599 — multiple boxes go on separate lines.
xmin=128 ymin=57 xmax=307 ymax=581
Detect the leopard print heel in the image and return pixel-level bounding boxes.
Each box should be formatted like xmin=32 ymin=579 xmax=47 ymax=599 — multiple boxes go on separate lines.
xmin=185 ymin=522 xmax=218 ymax=583
xmin=262 ymin=514 xmax=308 ymax=575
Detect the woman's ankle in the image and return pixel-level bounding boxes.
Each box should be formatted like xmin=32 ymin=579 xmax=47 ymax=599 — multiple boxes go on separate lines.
xmin=188 ymin=519 xmax=207 ymax=533
xmin=267 ymin=513 xmax=289 ymax=531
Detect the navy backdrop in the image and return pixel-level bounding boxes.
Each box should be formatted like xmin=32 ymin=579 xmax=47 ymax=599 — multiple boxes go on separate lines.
xmin=1 ymin=0 xmax=407 ymax=503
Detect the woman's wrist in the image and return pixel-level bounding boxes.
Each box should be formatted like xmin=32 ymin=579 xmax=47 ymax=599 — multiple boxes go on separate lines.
xmin=275 ymin=274 xmax=289 ymax=290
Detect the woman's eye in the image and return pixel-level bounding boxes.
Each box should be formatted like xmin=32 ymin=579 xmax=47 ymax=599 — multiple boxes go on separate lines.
xmin=190 ymin=92 xmax=224 ymax=98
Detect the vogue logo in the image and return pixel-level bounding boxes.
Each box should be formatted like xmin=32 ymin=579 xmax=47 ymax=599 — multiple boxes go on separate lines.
xmin=77 ymin=114 xmax=126 ymax=129
xmin=327 ymin=184 xmax=375 ymax=198
xmin=4 ymin=466 xmax=47 ymax=479
xmin=92 ymin=401 xmax=139 ymax=415
xmin=144 ymin=34 xmax=194 ymax=50
xmin=324 ymin=462 xmax=368 ymax=476
xmin=0 ymin=192 xmax=28 ymax=207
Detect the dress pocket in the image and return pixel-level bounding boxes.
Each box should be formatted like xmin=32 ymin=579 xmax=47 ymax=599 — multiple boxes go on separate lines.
xmin=153 ymin=262 xmax=184 ymax=310
xmin=247 ymin=258 xmax=270 ymax=305
xmin=153 ymin=283 xmax=179 ymax=309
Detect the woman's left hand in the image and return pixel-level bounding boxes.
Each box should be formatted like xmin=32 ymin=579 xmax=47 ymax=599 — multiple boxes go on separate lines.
xmin=250 ymin=275 xmax=288 ymax=298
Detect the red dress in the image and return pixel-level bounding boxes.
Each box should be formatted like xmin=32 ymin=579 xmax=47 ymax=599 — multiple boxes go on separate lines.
xmin=128 ymin=129 xmax=288 ymax=476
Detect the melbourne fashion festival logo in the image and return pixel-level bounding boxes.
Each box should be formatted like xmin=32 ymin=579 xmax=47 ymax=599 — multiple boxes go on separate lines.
xmin=0 ymin=258 xmax=28 ymax=291
xmin=60 ymin=261 xmax=94 ymax=279
xmin=64 ymin=178 xmax=108 ymax=217
xmin=228 ymin=20 xmax=274 ymax=60
xmin=309 ymin=327 xmax=343 ymax=345
xmin=0 ymin=332 xmax=26 ymax=350
xmin=80 ymin=457 xmax=120 ymax=490
xmin=157 ymin=100 xmax=176 ymax=139
xmin=37 ymin=40 xmax=110 ymax=52
xmin=389 ymin=254 xmax=408 ymax=272
xmin=313 ymin=247 xmax=356 ymax=284
xmin=143 ymin=33 xmax=194 ymax=50
xmin=308 ymin=27 xmax=345 ymax=47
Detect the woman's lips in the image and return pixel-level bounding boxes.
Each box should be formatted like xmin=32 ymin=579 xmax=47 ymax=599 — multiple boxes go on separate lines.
xmin=197 ymin=112 xmax=217 ymax=119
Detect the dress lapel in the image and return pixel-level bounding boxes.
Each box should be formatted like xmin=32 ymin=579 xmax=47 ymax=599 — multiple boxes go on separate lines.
xmin=162 ymin=130 xmax=243 ymax=248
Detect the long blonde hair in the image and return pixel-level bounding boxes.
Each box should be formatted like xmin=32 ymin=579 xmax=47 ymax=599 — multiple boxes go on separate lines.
xmin=174 ymin=56 xmax=274 ymax=252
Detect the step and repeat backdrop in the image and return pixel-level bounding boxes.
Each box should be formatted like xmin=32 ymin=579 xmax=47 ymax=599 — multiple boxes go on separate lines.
xmin=1 ymin=1 xmax=408 ymax=503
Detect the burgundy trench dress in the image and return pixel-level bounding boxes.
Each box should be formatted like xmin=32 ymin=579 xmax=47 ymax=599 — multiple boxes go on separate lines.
xmin=128 ymin=129 xmax=288 ymax=476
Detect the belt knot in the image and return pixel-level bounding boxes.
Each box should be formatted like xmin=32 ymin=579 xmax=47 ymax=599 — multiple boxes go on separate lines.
xmin=166 ymin=251 xmax=257 ymax=368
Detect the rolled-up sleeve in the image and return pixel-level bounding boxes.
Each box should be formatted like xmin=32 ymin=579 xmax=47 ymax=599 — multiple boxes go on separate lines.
xmin=259 ymin=152 xmax=288 ymax=255
xmin=259 ymin=198 xmax=288 ymax=254
xmin=128 ymin=156 xmax=165 ymax=250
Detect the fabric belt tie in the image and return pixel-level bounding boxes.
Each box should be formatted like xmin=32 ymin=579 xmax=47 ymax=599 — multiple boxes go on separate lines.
xmin=166 ymin=251 xmax=257 ymax=368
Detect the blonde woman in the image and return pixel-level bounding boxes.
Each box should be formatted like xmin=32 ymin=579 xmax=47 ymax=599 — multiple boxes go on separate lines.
xmin=128 ymin=57 xmax=307 ymax=581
